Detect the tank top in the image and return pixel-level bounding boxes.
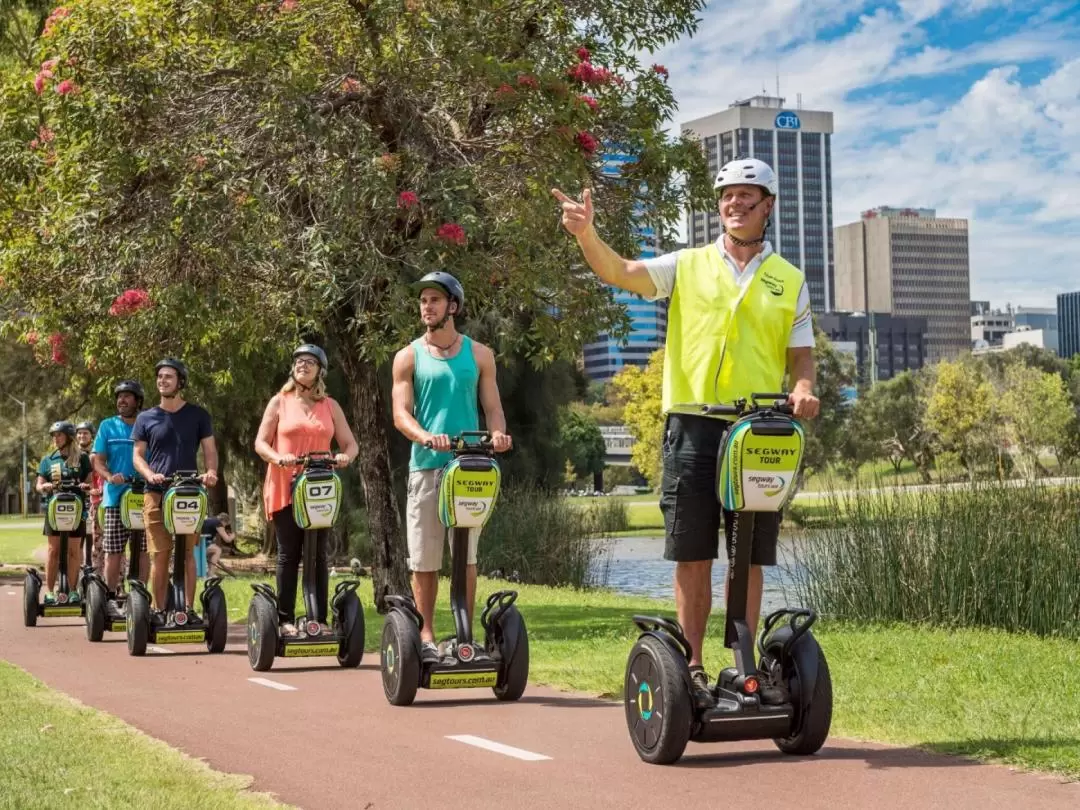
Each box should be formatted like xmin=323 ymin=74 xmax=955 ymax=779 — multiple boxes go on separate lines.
xmin=409 ymin=335 xmax=480 ymax=471
xmin=263 ymin=392 xmax=336 ymax=518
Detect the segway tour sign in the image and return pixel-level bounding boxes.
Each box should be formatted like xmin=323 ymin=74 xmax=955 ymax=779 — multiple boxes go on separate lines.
xmin=120 ymin=487 xmax=145 ymax=530
xmin=292 ymin=470 xmax=342 ymax=530
xmin=717 ymin=413 xmax=805 ymax=512
xmin=438 ymin=458 xmax=501 ymax=529
xmin=163 ymin=487 xmax=207 ymax=535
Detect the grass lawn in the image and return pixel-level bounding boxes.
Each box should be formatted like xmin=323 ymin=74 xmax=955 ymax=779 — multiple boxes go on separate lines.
xmin=205 ymin=573 xmax=1080 ymax=780
xmin=0 ymin=521 xmax=42 ymax=566
xmin=0 ymin=661 xmax=289 ymax=809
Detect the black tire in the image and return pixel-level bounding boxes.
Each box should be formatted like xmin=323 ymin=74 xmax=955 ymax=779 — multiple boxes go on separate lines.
xmin=336 ymin=592 xmax=365 ymax=668
xmin=247 ymin=595 xmax=278 ymax=672
xmin=23 ymin=574 xmax=39 ymax=628
xmin=769 ymin=637 xmax=833 ymax=756
xmin=127 ymin=589 xmax=150 ymax=656
xmin=624 ymin=635 xmax=693 ymax=765
xmin=492 ymin=606 xmax=529 ymax=702
xmin=204 ymin=587 xmax=228 ymax=654
xmin=85 ymin=579 xmax=106 ymax=642
xmin=381 ymin=611 xmax=420 ymax=706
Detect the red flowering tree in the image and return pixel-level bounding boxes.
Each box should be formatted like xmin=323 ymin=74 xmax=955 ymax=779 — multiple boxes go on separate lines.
xmin=0 ymin=0 xmax=710 ymax=605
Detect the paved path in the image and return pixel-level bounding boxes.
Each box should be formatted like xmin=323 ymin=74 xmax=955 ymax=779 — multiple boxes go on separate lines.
xmin=1 ymin=585 xmax=1076 ymax=809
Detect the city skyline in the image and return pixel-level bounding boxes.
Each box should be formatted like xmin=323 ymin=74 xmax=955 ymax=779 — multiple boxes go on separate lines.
xmin=651 ymin=1 xmax=1078 ymax=311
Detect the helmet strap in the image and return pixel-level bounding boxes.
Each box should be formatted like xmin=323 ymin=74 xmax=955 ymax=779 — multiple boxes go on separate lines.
xmin=290 ymin=372 xmax=315 ymax=393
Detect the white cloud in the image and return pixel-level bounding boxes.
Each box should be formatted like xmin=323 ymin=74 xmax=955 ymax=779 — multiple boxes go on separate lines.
xmin=657 ymin=1 xmax=1080 ymax=308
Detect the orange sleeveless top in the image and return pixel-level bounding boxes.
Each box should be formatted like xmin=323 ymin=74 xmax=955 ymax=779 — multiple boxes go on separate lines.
xmin=263 ymin=392 xmax=336 ymax=518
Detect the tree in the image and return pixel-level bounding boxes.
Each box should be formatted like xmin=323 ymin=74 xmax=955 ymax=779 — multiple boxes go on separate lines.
xmin=844 ymin=370 xmax=934 ymax=481
xmin=0 ymin=0 xmax=711 ymax=607
xmin=610 ymin=348 xmax=664 ymax=487
xmin=559 ymin=405 xmax=606 ymax=487
xmin=923 ymin=359 xmax=996 ymax=479
xmin=997 ymin=362 xmax=1077 ymax=478
xmin=798 ymin=328 xmax=856 ymax=475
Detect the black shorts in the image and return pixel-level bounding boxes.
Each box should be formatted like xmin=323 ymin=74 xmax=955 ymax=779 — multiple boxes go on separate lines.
xmin=660 ymin=413 xmax=782 ymax=565
xmin=42 ymin=516 xmax=86 ymax=539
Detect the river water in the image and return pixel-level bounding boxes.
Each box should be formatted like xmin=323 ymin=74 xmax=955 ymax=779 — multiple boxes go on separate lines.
xmin=591 ymin=534 xmax=808 ymax=615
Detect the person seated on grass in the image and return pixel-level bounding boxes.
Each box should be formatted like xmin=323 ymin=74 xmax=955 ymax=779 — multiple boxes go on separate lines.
xmin=201 ymin=512 xmax=236 ymax=576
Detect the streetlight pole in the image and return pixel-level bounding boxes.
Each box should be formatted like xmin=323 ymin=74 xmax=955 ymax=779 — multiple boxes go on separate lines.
xmin=6 ymin=394 xmax=28 ymax=517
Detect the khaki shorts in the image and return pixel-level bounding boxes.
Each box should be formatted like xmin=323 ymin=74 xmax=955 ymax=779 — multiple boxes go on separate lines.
xmin=143 ymin=491 xmax=198 ymax=556
xmin=406 ymin=469 xmax=479 ymax=572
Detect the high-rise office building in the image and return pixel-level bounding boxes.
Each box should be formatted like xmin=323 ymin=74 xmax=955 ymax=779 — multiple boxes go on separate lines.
xmin=834 ymin=207 xmax=970 ymax=363
xmin=1059 ymin=291 xmax=1080 ymax=359
xmin=682 ymin=95 xmax=835 ymax=311
xmin=581 ymin=152 xmax=669 ymax=382
xmin=818 ymin=311 xmax=928 ymax=382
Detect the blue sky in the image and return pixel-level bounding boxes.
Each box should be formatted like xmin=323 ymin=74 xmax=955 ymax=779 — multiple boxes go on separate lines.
xmin=650 ymin=0 xmax=1080 ymax=309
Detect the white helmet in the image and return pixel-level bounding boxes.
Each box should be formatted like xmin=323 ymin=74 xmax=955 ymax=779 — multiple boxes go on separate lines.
xmin=714 ymin=158 xmax=778 ymax=197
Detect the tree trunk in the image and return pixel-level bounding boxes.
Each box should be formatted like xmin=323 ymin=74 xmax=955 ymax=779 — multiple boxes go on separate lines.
xmin=339 ymin=349 xmax=411 ymax=613
xmin=209 ymin=440 xmax=229 ymax=516
xmin=261 ymin=517 xmax=276 ymax=557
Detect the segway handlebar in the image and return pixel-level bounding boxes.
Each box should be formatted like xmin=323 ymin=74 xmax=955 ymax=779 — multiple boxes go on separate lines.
xmin=275 ymin=451 xmax=338 ymax=470
xmin=424 ymin=431 xmax=497 ymax=455
xmin=158 ymin=470 xmax=207 ymax=487
xmin=688 ymin=394 xmax=794 ymax=418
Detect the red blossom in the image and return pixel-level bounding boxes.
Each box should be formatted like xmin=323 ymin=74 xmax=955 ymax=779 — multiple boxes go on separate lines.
xmin=192 ymin=154 xmax=208 ymax=170
xmin=33 ymin=73 xmax=46 ymax=95
xmin=65 ymin=56 xmax=78 ymax=66
xmin=340 ymin=77 xmax=360 ymax=93
xmin=108 ymin=288 xmax=153 ymax=317
xmin=516 ymin=73 xmax=539 ymax=89
xmin=397 ymin=191 xmax=419 ymax=209
xmin=567 ymin=61 xmax=612 ymax=86
xmin=55 ymin=79 xmax=78 ymax=95
xmin=376 ymin=153 xmax=400 ymax=171
xmin=576 ymin=46 xmax=591 ymax=61
xmin=29 ymin=138 xmax=40 ymax=150
xmin=494 ymin=83 xmax=515 ymax=99
xmin=578 ymin=94 xmax=598 ymax=111
xmin=38 ymin=126 xmax=55 ymax=143
xmin=575 ymin=130 xmax=599 ymax=154
xmin=435 ymin=222 xmax=467 ymax=246
xmin=25 ymin=331 xmax=38 ymax=346
xmin=280 ymin=0 xmax=298 ymax=10
xmin=652 ymin=64 xmax=669 ymax=78
xmin=48 ymin=332 xmax=65 ymax=362
xmin=42 ymin=7 xmax=70 ymax=37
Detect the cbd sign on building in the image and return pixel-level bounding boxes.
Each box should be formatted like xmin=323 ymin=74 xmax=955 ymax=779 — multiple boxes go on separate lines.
xmin=774 ymin=110 xmax=801 ymax=130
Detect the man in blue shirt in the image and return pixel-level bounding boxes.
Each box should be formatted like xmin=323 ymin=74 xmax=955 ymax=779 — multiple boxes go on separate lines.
xmin=132 ymin=358 xmax=218 ymax=621
xmin=91 ymin=380 xmax=148 ymax=613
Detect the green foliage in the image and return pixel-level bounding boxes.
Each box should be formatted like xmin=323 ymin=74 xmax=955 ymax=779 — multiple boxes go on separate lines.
xmin=843 ymin=371 xmax=934 ymax=481
xmin=558 ymin=405 xmax=606 ymax=478
xmin=796 ymin=481 xmax=1080 ymax=639
xmin=798 ymin=327 xmax=856 ymax=474
xmin=996 ymin=362 xmax=1077 ymax=477
xmin=609 ymin=348 xmax=663 ymax=487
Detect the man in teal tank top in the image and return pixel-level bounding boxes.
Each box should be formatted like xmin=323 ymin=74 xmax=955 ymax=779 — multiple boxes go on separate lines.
xmin=391 ymin=271 xmax=513 ymax=663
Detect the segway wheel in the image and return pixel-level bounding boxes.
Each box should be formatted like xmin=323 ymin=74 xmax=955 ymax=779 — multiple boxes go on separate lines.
xmin=204 ymin=587 xmax=228 ymax=654
xmin=492 ymin=605 xmax=529 ymax=702
xmin=247 ymin=595 xmax=278 ymax=672
xmin=768 ymin=636 xmax=833 ymax=756
xmin=624 ymin=635 xmax=693 ymax=765
xmin=85 ymin=579 xmax=107 ymax=642
xmin=127 ymin=588 xmax=150 ymax=656
xmin=381 ymin=611 xmax=420 ymax=706
xmin=23 ymin=573 xmax=39 ymax=628
xmin=336 ymin=591 xmax=365 ymax=668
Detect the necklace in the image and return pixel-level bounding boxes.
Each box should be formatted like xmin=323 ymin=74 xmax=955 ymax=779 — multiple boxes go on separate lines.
xmin=426 ymin=333 xmax=460 ymax=352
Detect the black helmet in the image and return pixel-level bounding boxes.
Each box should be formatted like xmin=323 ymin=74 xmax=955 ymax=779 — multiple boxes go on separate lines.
xmin=75 ymin=421 xmax=95 ymax=435
xmin=49 ymin=420 xmax=76 ymax=438
xmin=155 ymin=357 xmax=188 ymax=388
xmin=410 ymin=271 xmax=464 ymax=316
xmin=292 ymin=344 xmax=328 ymax=372
xmin=113 ymin=379 xmax=145 ymax=405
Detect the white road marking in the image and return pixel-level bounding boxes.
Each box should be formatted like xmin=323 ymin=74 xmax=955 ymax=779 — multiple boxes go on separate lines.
xmin=147 ymin=646 xmax=175 ymax=655
xmin=248 ymin=677 xmax=297 ymax=692
xmin=6 ymin=591 xmax=16 ymax=596
xmin=446 ymin=735 xmax=551 ymax=761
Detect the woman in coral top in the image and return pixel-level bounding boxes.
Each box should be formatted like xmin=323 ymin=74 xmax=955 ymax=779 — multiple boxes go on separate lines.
xmin=254 ymin=344 xmax=359 ymax=636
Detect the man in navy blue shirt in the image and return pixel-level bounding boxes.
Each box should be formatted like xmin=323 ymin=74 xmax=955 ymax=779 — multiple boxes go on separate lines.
xmin=132 ymin=358 xmax=218 ymax=621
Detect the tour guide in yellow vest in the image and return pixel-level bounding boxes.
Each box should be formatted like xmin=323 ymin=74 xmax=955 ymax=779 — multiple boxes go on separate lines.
xmin=553 ymin=157 xmax=820 ymax=711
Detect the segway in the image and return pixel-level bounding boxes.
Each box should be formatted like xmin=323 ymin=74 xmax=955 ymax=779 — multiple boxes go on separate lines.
xmin=381 ymin=432 xmax=529 ymax=706
xmin=624 ymin=394 xmax=833 ymax=765
xmin=126 ymin=471 xmax=228 ymax=655
xmin=23 ymin=475 xmax=89 ymax=626
xmin=247 ymin=452 xmax=365 ymax=671
xmin=85 ymin=475 xmax=146 ymax=641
